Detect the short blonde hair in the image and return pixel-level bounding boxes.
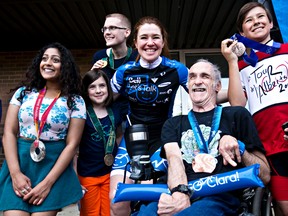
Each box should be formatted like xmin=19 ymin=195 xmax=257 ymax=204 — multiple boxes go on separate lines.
xmin=106 ymin=13 xmax=131 ymax=29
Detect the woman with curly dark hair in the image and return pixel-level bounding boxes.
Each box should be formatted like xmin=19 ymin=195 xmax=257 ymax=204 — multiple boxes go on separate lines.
xmin=0 ymin=42 xmax=86 ymax=215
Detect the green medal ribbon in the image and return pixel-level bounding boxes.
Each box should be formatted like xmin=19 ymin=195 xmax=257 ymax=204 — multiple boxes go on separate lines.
xmin=87 ymin=105 xmax=116 ymax=156
xmin=102 ymin=47 xmax=132 ymax=70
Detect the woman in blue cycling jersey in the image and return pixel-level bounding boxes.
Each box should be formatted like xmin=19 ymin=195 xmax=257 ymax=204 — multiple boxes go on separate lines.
xmin=109 ymin=16 xmax=189 ymax=216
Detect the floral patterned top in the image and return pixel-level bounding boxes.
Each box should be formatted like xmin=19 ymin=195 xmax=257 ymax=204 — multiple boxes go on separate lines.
xmin=10 ymin=87 xmax=86 ymax=141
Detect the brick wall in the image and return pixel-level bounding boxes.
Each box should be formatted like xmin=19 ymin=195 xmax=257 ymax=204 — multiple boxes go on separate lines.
xmin=0 ymin=48 xmax=97 ymax=166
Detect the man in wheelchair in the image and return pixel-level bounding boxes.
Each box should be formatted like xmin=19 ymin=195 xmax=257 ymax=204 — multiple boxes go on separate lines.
xmin=134 ymin=59 xmax=271 ymax=215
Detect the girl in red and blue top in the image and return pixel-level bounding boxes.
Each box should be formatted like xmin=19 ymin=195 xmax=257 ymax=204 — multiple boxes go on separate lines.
xmin=222 ymin=2 xmax=288 ymax=215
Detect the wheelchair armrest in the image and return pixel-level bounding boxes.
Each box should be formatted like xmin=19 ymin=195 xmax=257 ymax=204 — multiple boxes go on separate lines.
xmin=252 ymin=187 xmax=272 ymax=216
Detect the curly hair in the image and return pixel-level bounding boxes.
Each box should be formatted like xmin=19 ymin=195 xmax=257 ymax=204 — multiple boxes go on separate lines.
xmin=15 ymin=42 xmax=82 ymax=109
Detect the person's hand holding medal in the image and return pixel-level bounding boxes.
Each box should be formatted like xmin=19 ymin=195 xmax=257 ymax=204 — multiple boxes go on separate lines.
xmin=231 ymin=41 xmax=246 ymax=57
xmin=91 ymin=59 xmax=108 ymax=70
xmin=221 ymin=38 xmax=246 ymax=64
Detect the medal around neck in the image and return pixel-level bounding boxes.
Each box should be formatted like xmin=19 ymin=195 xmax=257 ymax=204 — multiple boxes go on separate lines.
xmin=232 ymin=42 xmax=246 ymax=57
xmin=192 ymin=153 xmax=217 ymax=173
xmin=30 ymin=140 xmax=46 ymax=162
xmin=104 ymin=153 xmax=114 ymax=166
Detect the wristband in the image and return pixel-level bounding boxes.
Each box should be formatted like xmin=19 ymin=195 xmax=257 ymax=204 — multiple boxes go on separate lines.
xmin=237 ymin=140 xmax=246 ymax=156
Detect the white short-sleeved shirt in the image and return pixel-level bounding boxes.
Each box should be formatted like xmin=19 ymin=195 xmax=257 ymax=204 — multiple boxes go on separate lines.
xmin=10 ymin=87 xmax=86 ymax=141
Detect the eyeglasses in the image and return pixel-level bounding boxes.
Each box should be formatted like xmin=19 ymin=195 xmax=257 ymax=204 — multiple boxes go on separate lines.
xmin=101 ymin=26 xmax=127 ymax=33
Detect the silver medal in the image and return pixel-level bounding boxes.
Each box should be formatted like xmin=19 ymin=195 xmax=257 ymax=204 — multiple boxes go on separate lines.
xmin=232 ymin=42 xmax=246 ymax=57
xmin=30 ymin=140 xmax=46 ymax=162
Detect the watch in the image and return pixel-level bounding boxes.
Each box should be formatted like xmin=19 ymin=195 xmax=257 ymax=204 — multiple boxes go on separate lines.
xmin=170 ymin=184 xmax=193 ymax=197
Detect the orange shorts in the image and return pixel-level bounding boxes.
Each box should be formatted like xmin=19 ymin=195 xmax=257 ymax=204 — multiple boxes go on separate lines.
xmin=78 ymin=173 xmax=111 ymax=216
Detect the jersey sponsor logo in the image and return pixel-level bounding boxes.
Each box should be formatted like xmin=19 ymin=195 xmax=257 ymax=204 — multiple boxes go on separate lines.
xmin=113 ymin=146 xmax=130 ymax=169
xmin=151 ymin=78 xmax=158 ymax=83
xmin=128 ymin=76 xmax=141 ymax=84
xmin=136 ymin=83 xmax=159 ymax=103
xmin=126 ymin=75 xmax=159 ymax=103
xmin=159 ymin=89 xmax=173 ymax=95
xmin=158 ymin=82 xmax=171 ymax=87
xmin=156 ymin=98 xmax=169 ymax=103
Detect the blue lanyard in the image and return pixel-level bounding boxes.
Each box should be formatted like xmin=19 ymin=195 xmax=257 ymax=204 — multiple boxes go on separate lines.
xmin=231 ymin=33 xmax=281 ymax=67
xmin=188 ymin=106 xmax=222 ymax=153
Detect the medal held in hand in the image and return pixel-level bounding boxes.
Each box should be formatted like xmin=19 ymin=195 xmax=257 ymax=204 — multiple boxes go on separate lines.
xmin=101 ymin=58 xmax=108 ymax=68
xmin=232 ymin=42 xmax=246 ymax=57
xmin=30 ymin=139 xmax=46 ymax=162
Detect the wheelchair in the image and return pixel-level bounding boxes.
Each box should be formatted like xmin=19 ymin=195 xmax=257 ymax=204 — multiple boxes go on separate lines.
xmin=238 ymin=187 xmax=274 ymax=216
xmin=129 ymin=186 xmax=274 ymax=216
xmin=125 ymin=124 xmax=274 ymax=216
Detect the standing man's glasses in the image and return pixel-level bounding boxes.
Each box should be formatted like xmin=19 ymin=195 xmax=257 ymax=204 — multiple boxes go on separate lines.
xmin=101 ymin=26 xmax=127 ymax=33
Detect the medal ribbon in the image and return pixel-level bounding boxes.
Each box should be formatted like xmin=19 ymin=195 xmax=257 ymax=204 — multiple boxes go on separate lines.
xmin=188 ymin=106 xmax=222 ymax=153
xmin=231 ymin=33 xmax=281 ymax=67
xmin=87 ymin=105 xmax=116 ymax=155
xmin=105 ymin=47 xmax=132 ymax=70
xmin=33 ymin=87 xmax=61 ymax=147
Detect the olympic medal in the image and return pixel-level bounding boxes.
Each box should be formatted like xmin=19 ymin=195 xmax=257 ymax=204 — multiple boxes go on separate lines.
xmin=104 ymin=154 xmax=114 ymax=166
xmin=232 ymin=42 xmax=246 ymax=57
xmin=192 ymin=153 xmax=217 ymax=173
xmin=30 ymin=140 xmax=46 ymax=162
xmin=102 ymin=60 xmax=108 ymax=68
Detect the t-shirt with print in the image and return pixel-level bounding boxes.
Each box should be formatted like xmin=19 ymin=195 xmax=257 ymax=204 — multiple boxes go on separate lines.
xmin=10 ymin=87 xmax=86 ymax=141
xmin=238 ymin=42 xmax=288 ymax=156
xmin=161 ymin=106 xmax=265 ymax=181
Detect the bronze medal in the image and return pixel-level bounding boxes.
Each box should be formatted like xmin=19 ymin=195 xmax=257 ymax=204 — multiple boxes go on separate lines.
xmin=30 ymin=140 xmax=46 ymax=162
xmin=104 ymin=154 xmax=114 ymax=166
xmin=192 ymin=153 xmax=217 ymax=173
xmin=232 ymin=42 xmax=246 ymax=57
